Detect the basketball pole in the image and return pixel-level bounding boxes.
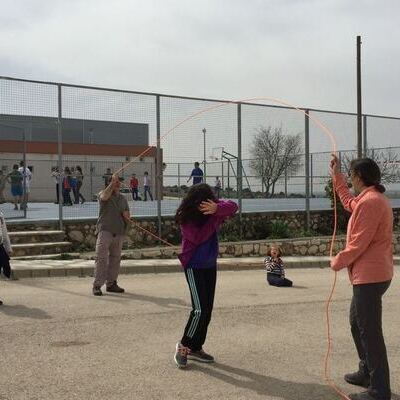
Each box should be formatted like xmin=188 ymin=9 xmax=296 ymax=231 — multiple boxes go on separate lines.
xmin=202 ymin=128 xmax=207 ymax=182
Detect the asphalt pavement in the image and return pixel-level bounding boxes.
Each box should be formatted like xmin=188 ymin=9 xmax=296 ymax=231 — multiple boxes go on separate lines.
xmin=0 ymin=268 xmax=399 ymax=400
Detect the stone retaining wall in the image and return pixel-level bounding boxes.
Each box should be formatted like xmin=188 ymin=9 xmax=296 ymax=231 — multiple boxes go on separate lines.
xmin=83 ymin=233 xmax=400 ymax=259
xmin=7 ymin=208 xmax=400 ymax=255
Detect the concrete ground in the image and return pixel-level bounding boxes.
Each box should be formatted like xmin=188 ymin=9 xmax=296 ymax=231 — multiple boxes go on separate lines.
xmin=0 ymin=268 xmax=399 ymax=400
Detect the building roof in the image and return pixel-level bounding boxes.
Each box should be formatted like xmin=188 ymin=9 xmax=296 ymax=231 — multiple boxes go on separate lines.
xmin=0 ymin=114 xmax=149 ymax=146
xmin=0 ymin=140 xmax=157 ymax=157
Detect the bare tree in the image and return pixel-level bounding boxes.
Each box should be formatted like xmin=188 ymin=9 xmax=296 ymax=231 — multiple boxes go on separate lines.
xmin=340 ymin=148 xmax=400 ymax=184
xmin=249 ymin=126 xmax=303 ymax=197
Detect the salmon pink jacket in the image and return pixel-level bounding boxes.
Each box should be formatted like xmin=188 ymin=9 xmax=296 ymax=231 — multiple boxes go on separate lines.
xmin=331 ymin=173 xmax=393 ymax=285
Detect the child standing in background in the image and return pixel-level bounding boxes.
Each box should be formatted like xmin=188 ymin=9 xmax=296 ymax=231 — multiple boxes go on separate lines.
xmin=130 ymin=173 xmax=139 ymax=201
xmin=174 ymin=183 xmax=238 ymax=368
xmin=143 ymin=171 xmax=153 ymax=201
xmin=265 ymin=245 xmax=293 ymax=287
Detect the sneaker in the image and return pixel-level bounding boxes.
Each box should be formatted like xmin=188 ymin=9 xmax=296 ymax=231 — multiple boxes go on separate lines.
xmin=174 ymin=342 xmax=189 ymax=368
xmin=188 ymin=349 xmax=215 ymax=363
xmin=92 ymin=286 xmax=102 ymax=296
xmin=106 ymin=282 xmax=125 ymax=293
xmin=0 ymin=299 xmax=3 ymax=306
xmin=345 ymin=371 xmax=370 ymax=388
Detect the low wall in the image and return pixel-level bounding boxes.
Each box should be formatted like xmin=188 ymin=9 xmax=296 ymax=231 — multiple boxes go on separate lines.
xmin=91 ymin=234 xmax=400 ymax=259
xmin=7 ymin=208 xmax=400 ymax=256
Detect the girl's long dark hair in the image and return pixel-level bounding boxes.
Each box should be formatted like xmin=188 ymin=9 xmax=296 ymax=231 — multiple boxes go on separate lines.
xmin=175 ymin=183 xmax=217 ymax=225
xmin=350 ymin=158 xmax=386 ymax=193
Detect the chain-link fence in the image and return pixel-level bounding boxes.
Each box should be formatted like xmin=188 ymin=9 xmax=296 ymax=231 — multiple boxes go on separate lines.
xmin=1 ymin=76 xmax=400 ymax=238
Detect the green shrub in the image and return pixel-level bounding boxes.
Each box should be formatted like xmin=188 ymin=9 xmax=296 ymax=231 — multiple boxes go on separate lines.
xmin=219 ymin=217 xmax=241 ymax=242
xmin=268 ymin=221 xmax=290 ymax=239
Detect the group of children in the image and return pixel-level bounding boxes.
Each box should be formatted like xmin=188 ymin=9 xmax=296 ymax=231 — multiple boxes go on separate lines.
xmin=129 ymin=172 xmax=153 ymax=201
xmin=0 ymin=161 xmax=32 ymax=210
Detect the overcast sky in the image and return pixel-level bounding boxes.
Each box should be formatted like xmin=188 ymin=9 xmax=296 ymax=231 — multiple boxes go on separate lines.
xmin=1 ymin=0 xmax=399 ymax=116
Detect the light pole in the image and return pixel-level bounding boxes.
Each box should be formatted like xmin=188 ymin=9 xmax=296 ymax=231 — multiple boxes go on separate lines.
xmin=89 ymin=128 xmax=94 ymax=200
xmin=202 ymin=128 xmax=206 ymax=183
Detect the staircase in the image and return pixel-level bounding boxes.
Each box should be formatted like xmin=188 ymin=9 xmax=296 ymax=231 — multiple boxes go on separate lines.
xmin=9 ymin=230 xmax=73 ymax=257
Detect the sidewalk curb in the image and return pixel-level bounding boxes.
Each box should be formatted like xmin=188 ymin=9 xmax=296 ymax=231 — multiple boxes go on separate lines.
xmin=10 ymin=256 xmax=400 ymax=279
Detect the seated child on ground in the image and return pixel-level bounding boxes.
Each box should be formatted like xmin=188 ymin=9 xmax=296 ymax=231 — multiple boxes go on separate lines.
xmin=264 ymin=245 xmax=293 ymax=287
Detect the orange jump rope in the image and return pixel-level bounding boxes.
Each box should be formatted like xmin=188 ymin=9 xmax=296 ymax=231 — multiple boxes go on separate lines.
xmin=111 ymin=97 xmax=348 ymax=399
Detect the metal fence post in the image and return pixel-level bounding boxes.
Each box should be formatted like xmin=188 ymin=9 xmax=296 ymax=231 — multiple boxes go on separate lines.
xmin=178 ymin=163 xmax=181 ymax=199
xmin=227 ymin=162 xmax=230 ymax=198
xmin=261 ymin=158 xmax=264 ymax=194
xmin=221 ymin=161 xmax=224 ymax=192
xmin=284 ymin=167 xmax=288 ymax=197
xmin=304 ymin=109 xmax=310 ymax=231
xmin=156 ymin=95 xmax=162 ymax=243
xmin=237 ymin=103 xmax=243 ymax=238
xmin=363 ymin=115 xmax=367 ymax=157
xmin=57 ymin=84 xmax=63 ymax=230
xmin=203 ymin=128 xmax=207 ymax=183
xmin=22 ymin=127 xmax=27 ymax=218
xmin=310 ymin=153 xmax=314 ymax=198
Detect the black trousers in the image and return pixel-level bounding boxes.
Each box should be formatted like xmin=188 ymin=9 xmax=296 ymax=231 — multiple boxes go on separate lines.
xmin=62 ymin=188 xmax=72 ymax=205
xmin=76 ymin=181 xmax=85 ymax=203
xmin=181 ymin=267 xmax=217 ymax=351
xmin=144 ymin=186 xmax=153 ymax=201
xmin=0 ymin=245 xmax=11 ymax=278
xmin=267 ymin=273 xmax=293 ymax=287
xmin=350 ymin=280 xmax=391 ymax=400
xmin=131 ymin=188 xmax=139 ymax=201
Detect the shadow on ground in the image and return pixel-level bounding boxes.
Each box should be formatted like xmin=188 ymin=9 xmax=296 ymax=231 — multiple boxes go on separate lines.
xmin=0 ymin=304 xmax=52 ymax=319
xmin=191 ymin=362 xmax=346 ymax=400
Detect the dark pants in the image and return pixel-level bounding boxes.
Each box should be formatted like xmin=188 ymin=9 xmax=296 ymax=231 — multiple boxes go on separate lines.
xmin=55 ymin=183 xmax=59 ymax=204
xmin=72 ymin=186 xmax=79 ymax=204
xmin=144 ymin=186 xmax=153 ymax=201
xmin=181 ymin=267 xmax=217 ymax=351
xmin=131 ymin=188 xmax=139 ymax=201
xmin=62 ymin=188 xmax=72 ymax=205
xmin=350 ymin=280 xmax=391 ymax=400
xmin=76 ymin=181 xmax=85 ymax=203
xmin=267 ymin=273 xmax=293 ymax=287
xmin=0 ymin=245 xmax=11 ymax=278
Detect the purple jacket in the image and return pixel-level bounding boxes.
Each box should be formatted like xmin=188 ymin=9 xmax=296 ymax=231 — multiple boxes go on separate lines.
xmin=178 ymin=200 xmax=238 ymax=269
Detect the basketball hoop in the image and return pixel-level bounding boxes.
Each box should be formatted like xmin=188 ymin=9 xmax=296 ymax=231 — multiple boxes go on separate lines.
xmin=210 ymin=146 xmax=224 ymax=162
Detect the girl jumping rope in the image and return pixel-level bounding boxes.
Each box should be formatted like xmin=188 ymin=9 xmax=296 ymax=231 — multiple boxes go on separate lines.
xmin=174 ymin=183 xmax=238 ymax=368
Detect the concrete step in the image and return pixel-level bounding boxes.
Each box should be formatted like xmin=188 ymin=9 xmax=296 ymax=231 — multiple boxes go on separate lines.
xmin=11 ymin=242 xmax=73 ymax=257
xmin=12 ymin=253 xmax=81 ymax=261
xmin=9 ymin=230 xmax=65 ymax=245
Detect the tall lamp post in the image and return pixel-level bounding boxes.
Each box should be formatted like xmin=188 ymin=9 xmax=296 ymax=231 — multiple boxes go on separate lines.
xmin=202 ymin=128 xmax=206 ymax=183
xmin=89 ymin=128 xmax=94 ymax=200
